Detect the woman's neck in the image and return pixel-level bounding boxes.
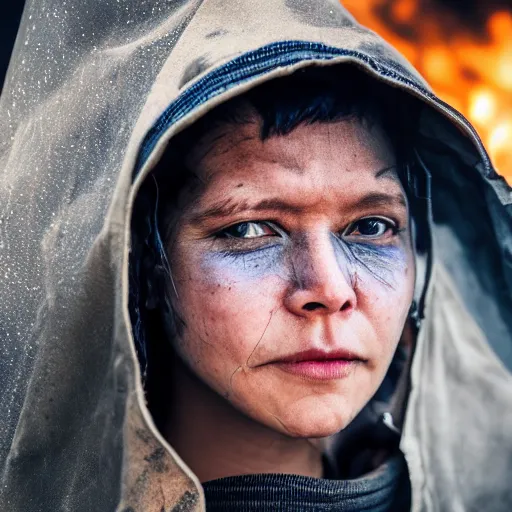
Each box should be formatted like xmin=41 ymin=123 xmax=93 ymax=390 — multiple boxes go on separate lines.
xmin=163 ymin=357 xmax=323 ymax=483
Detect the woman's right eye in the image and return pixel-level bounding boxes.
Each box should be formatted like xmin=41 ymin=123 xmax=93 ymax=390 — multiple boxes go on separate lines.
xmin=219 ymin=221 xmax=277 ymax=239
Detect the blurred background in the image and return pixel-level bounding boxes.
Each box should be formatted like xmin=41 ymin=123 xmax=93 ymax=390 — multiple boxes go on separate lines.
xmin=343 ymin=0 xmax=512 ymax=182
xmin=1 ymin=0 xmax=511 ymax=180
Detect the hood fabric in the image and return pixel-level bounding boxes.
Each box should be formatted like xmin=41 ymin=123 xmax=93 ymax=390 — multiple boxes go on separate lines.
xmin=1 ymin=1 xmax=511 ymax=511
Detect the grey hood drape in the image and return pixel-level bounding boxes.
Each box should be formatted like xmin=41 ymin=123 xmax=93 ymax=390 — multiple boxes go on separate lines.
xmin=1 ymin=1 xmax=511 ymax=511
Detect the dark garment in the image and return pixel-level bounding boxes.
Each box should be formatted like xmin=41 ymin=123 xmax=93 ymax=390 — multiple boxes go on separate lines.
xmin=202 ymin=452 xmax=411 ymax=511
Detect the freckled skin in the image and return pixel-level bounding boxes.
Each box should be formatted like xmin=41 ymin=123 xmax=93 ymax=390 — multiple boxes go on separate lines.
xmin=166 ymin=119 xmax=415 ymax=440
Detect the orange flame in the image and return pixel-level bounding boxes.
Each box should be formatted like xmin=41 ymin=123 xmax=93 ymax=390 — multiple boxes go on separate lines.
xmin=343 ymin=0 xmax=512 ymax=182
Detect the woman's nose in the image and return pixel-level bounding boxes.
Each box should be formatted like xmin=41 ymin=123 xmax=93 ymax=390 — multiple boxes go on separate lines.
xmin=284 ymin=234 xmax=357 ymax=318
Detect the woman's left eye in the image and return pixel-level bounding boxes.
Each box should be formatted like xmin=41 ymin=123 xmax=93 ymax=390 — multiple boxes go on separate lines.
xmin=343 ymin=217 xmax=396 ymax=239
xmin=219 ymin=221 xmax=277 ymax=239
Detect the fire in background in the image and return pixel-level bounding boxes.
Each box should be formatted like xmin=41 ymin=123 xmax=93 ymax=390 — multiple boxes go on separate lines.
xmin=343 ymin=0 xmax=512 ymax=182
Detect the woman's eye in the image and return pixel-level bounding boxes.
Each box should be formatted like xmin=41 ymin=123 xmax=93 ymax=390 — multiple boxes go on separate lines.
xmin=220 ymin=221 xmax=276 ymax=239
xmin=344 ymin=217 xmax=395 ymax=239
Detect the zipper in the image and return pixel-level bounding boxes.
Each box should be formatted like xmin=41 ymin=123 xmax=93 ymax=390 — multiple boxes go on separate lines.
xmin=134 ymin=40 xmax=492 ymax=180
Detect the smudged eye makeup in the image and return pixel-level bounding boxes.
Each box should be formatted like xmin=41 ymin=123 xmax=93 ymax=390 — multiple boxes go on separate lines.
xmin=203 ymin=215 xmax=407 ymax=288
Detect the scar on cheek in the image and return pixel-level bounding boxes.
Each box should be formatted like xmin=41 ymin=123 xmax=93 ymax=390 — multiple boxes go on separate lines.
xmin=331 ymin=234 xmax=407 ymax=289
xmin=200 ymin=244 xmax=287 ymax=282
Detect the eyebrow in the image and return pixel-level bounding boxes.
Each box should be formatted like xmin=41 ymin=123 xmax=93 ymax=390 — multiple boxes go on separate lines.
xmin=190 ymin=165 xmax=406 ymax=224
xmin=356 ymin=191 xmax=407 ymax=209
xmin=190 ymin=197 xmax=303 ymax=224
xmin=375 ymin=165 xmax=400 ymax=181
xmin=190 ymin=192 xmax=406 ymax=225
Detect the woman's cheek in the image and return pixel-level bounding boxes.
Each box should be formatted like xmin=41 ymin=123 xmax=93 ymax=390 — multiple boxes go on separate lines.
xmin=199 ymin=244 xmax=287 ymax=282
xmin=173 ymin=245 xmax=287 ymax=374
xmin=342 ymin=239 xmax=413 ymax=342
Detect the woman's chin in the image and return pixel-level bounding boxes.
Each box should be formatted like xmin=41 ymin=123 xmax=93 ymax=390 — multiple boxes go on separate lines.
xmin=259 ymin=398 xmax=358 ymax=439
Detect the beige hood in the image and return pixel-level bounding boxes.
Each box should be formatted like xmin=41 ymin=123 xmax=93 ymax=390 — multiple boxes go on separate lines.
xmin=1 ymin=1 xmax=511 ymax=511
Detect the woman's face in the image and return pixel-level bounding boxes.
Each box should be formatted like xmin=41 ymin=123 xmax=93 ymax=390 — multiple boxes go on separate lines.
xmin=165 ymin=117 xmax=415 ymax=438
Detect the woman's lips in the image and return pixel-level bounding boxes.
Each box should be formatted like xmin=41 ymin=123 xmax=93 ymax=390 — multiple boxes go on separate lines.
xmin=270 ymin=348 xmax=366 ymax=381
xmin=275 ymin=359 xmax=360 ymax=380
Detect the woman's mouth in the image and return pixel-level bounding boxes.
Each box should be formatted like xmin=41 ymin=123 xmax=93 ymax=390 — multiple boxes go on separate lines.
xmin=271 ymin=349 xmax=366 ymax=381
